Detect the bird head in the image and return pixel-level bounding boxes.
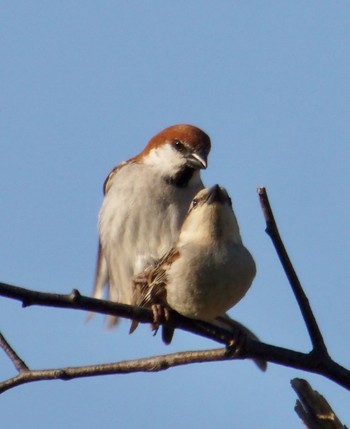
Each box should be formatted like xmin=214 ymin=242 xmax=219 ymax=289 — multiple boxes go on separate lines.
xmin=138 ymin=124 xmax=211 ymax=184
xmin=179 ymin=185 xmax=242 ymax=244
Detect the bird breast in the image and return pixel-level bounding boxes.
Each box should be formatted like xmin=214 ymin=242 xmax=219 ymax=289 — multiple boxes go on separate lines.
xmin=99 ymin=162 xmax=203 ymax=304
xmin=165 ymin=242 xmax=256 ymax=320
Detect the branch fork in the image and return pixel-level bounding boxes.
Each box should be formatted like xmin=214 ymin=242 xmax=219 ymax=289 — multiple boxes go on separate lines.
xmin=0 ymin=187 xmax=349 ymax=394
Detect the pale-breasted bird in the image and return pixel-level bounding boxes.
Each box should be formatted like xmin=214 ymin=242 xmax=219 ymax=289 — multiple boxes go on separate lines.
xmin=131 ymin=185 xmax=257 ymax=345
xmin=92 ymin=124 xmax=211 ymax=325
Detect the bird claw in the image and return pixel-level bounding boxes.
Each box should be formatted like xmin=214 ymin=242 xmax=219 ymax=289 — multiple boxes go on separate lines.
xmin=225 ymin=327 xmax=248 ymax=357
xmin=150 ymin=304 xmax=171 ymax=332
xmin=149 ymin=304 xmax=175 ymax=344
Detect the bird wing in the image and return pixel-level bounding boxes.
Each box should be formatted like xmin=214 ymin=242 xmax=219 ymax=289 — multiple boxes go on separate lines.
xmin=129 ymin=248 xmax=179 ymax=334
xmin=90 ymin=160 xmax=133 ymax=324
xmin=86 ymin=241 xmax=109 ymax=322
xmin=103 ymin=160 xmax=130 ymax=195
xmin=133 ymin=248 xmax=175 ymax=307
xmin=91 ymin=240 xmax=109 ymax=299
xmin=93 ymin=160 xmax=131 ymax=293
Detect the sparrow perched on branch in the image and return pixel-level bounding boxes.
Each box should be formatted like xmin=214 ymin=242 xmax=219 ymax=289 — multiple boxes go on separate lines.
xmin=131 ymin=185 xmax=257 ymax=344
xmin=92 ymin=124 xmax=211 ymax=325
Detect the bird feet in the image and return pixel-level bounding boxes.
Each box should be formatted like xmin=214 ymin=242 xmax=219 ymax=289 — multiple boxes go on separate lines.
xmin=151 ymin=304 xmax=175 ymax=345
xmin=225 ymin=326 xmax=248 ymax=357
xmin=150 ymin=304 xmax=171 ymax=332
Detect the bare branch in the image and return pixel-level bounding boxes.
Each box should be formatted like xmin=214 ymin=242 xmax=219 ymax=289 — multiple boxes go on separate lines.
xmin=291 ymin=378 xmax=348 ymax=429
xmin=257 ymin=187 xmax=329 ymax=357
xmin=0 ymin=187 xmax=350 ymax=393
xmin=0 ymin=331 xmax=28 ymax=372
xmin=0 ymin=347 xmax=242 ymax=394
xmin=0 ymin=282 xmax=237 ymax=345
xmin=0 ymin=281 xmax=350 ymax=391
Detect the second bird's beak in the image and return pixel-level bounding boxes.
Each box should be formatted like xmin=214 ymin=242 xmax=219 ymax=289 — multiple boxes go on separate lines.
xmin=187 ymin=149 xmax=208 ymax=169
xmin=206 ymin=184 xmax=225 ymax=204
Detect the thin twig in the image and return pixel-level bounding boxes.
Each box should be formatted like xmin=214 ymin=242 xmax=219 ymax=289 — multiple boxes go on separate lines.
xmin=0 ymin=348 xmax=237 ymax=394
xmin=257 ymin=187 xmax=329 ymax=357
xmin=0 ymin=331 xmax=29 ymax=372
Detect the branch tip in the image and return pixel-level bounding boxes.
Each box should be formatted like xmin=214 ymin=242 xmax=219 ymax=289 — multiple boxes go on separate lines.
xmin=257 ymin=188 xmax=329 ymax=357
xmin=0 ymin=332 xmax=29 ymax=373
xmin=291 ymin=378 xmax=346 ymax=428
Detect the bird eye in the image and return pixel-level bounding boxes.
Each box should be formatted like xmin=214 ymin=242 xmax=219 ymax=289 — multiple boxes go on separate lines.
xmin=192 ymin=198 xmax=198 ymax=207
xmin=172 ymin=140 xmax=186 ymax=153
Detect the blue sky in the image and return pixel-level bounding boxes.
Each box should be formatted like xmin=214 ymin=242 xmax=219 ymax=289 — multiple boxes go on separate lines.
xmin=1 ymin=2 xmax=350 ymax=428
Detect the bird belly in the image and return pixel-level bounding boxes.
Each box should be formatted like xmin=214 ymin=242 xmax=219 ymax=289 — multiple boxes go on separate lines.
xmin=166 ymin=246 xmax=255 ymax=320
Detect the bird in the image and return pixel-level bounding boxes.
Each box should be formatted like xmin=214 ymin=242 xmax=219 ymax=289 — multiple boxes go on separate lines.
xmin=131 ymin=185 xmax=257 ymax=345
xmin=92 ymin=124 xmax=211 ymax=325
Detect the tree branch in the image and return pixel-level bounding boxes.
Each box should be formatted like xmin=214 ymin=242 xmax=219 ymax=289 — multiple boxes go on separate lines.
xmin=0 ymin=187 xmax=349 ymax=393
xmin=291 ymin=378 xmax=348 ymax=428
xmin=0 ymin=347 xmax=249 ymax=394
xmin=0 ymin=282 xmax=236 ymax=345
xmin=0 ymin=281 xmax=350 ymax=391
xmin=257 ymin=187 xmax=329 ymax=357
xmin=0 ymin=331 xmax=28 ymax=372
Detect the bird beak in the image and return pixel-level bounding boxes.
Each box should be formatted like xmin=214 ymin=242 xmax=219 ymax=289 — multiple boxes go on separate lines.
xmin=207 ymin=184 xmax=225 ymax=204
xmin=188 ymin=149 xmax=208 ymax=169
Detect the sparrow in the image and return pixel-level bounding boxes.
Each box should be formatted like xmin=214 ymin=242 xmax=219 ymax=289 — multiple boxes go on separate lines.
xmin=131 ymin=185 xmax=257 ymax=345
xmin=92 ymin=124 xmax=211 ymax=325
